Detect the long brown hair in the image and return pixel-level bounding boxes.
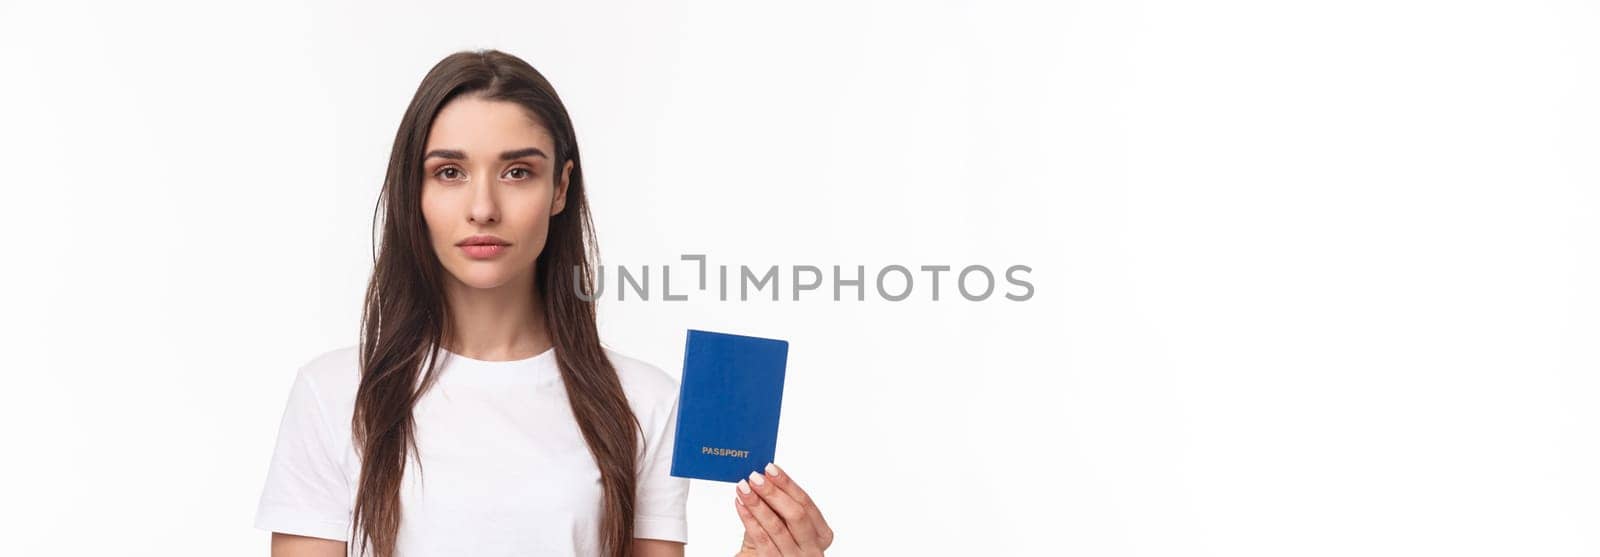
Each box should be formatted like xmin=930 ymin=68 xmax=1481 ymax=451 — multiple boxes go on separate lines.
xmin=350 ymin=49 xmax=641 ymax=557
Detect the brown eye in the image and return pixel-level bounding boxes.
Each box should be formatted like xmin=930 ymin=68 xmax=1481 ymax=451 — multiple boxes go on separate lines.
xmin=505 ymin=167 xmax=531 ymax=180
xmin=435 ymin=167 xmax=464 ymax=181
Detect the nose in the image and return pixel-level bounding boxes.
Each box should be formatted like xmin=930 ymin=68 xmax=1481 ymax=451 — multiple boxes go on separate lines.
xmin=467 ymin=173 xmax=499 ymax=225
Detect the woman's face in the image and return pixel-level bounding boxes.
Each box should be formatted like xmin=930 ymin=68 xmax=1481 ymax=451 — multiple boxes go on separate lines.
xmin=421 ymin=95 xmax=572 ymax=291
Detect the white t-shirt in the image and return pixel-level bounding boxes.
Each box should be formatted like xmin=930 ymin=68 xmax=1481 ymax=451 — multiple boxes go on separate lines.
xmin=252 ymin=344 xmax=689 ymax=556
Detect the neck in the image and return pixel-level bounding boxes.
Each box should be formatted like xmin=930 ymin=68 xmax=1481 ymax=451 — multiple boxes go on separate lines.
xmin=440 ymin=270 xmax=552 ymax=361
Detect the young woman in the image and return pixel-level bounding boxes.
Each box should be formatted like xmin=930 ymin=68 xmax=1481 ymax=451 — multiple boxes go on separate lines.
xmin=253 ymin=50 xmax=834 ymax=557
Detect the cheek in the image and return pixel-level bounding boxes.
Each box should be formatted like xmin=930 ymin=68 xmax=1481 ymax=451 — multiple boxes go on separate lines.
xmin=512 ymin=209 xmax=552 ymax=241
xmin=420 ymin=189 xmax=451 ymax=244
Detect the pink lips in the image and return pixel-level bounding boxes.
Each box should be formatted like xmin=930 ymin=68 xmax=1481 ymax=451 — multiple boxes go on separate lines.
xmin=457 ymin=244 xmax=505 ymax=259
xmin=456 ymin=234 xmax=511 ymax=260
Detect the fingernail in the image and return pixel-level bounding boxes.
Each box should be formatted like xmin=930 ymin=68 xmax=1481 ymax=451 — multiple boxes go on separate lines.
xmin=749 ymin=471 xmax=766 ymax=486
xmin=765 ymin=462 xmax=781 ymax=477
xmin=737 ymin=479 xmax=751 ymax=494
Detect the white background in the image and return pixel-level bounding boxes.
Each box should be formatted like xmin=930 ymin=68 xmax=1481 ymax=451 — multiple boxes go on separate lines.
xmin=2 ymin=1 xmax=1597 ymax=555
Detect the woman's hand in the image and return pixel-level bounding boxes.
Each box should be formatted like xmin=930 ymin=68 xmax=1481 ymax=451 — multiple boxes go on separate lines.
xmin=732 ymin=462 xmax=834 ymax=556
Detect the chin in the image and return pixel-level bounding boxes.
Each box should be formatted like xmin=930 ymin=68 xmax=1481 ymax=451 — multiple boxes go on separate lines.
xmin=447 ymin=263 xmax=520 ymax=290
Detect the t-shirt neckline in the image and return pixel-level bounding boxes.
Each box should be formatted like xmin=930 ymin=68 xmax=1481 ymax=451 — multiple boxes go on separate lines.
xmin=436 ymin=344 xmax=557 ymax=371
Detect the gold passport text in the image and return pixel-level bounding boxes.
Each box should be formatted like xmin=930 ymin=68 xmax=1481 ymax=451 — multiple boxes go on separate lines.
xmin=702 ymin=445 xmax=749 ymax=459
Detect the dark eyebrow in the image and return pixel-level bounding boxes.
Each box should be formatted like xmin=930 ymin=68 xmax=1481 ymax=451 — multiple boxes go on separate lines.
xmin=422 ymin=147 xmax=548 ymax=162
xmin=499 ymin=147 xmax=548 ymax=161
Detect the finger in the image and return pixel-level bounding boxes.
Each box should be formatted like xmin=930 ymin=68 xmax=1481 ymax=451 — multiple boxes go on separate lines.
xmin=764 ymin=463 xmax=834 ymax=549
xmin=736 ymin=483 xmax=796 ymax=557
xmin=733 ymin=496 xmax=781 ymax=557
xmin=764 ymin=463 xmax=829 ymax=531
xmin=737 ymin=478 xmax=803 ymax=555
xmin=746 ymin=469 xmax=820 ymax=550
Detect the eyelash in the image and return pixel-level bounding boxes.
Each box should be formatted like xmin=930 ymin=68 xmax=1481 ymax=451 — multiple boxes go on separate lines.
xmin=432 ymin=166 xmax=534 ymax=181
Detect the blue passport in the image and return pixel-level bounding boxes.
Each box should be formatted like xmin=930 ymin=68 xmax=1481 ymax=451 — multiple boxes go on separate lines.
xmin=669 ymin=329 xmax=790 ymax=483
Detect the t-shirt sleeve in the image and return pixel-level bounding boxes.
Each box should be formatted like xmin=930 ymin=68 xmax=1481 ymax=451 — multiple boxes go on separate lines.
xmin=633 ymin=392 xmax=690 ymax=543
xmin=253 ymin=366 xmax=353 ymax=541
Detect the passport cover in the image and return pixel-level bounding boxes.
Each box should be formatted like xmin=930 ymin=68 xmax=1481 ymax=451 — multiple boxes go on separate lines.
xmin=669 ymin=329 xmax=790 ymax=483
